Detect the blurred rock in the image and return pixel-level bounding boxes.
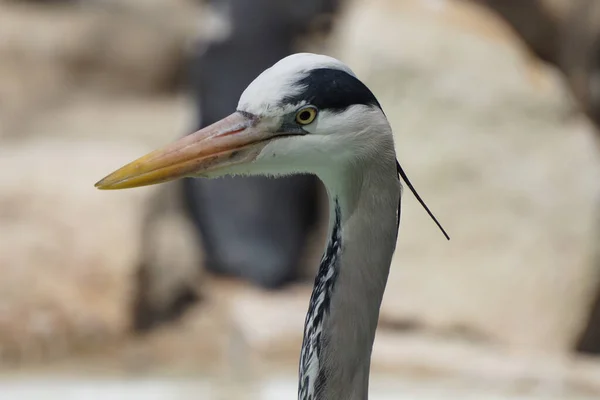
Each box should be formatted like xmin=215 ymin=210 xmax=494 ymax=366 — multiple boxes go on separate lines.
xmin=467 ymin=0 xmax=600 ymax=130
xmin=226 ymin=284 xmax=310 ymax=358
xmin=558 ymin=1 xmax=600 ymax=129
xmin=457 ymin=0 xmax=600 ymax=354
xmin=0 ymin=93 xmax=190 ymax=363
xmin=466 ymin=0 xmax=569 ymax=64
xmin=217 ymin=282 xmax=600 ymax=395
xmin=370 ymin=332 xmax=600 ymax=394
xmin=0 ymin=139 xmax=158 ymax=363
xmin=328 ymin=0 xmax=600 ymax=352
xmin=131 ymin=180 xmax=205 ymax=333
xmin=0 ymin=0 xmax=200 ymax=137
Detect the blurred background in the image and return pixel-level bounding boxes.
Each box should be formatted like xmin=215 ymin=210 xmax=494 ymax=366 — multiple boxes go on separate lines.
xmin=1 ymin=0 xmax=600 ymax=398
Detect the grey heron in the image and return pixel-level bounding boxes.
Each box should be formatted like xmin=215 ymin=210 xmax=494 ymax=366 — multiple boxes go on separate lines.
xmin=96 ymin=53 xmax=449 ymax=400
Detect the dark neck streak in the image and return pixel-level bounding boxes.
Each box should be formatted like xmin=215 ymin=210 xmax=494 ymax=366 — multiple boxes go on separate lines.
xmin=298 ymin=198 xmax=342 ymax=400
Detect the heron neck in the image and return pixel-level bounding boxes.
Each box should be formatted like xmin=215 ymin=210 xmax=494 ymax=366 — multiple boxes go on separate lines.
xmin=299 ymin=157 xmax=401 ymax=400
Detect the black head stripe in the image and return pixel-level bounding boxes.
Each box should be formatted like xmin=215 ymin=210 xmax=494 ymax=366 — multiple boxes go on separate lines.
xmin=282 ymin=68 xmax=382 ymax=112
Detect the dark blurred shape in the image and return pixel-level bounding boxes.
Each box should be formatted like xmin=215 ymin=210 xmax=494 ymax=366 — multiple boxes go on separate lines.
xmin=471 ymin=0 xmax=600 ymax=354
xmin=559 ymin=0 xmax=600 ymax=127
xmin=578 ymin=295 xmax=600 ymax=354
xmin=183 ymin=176 xmax=319 ymax=288
xmin=132 ymin=0 xmax=338 ymax=332
xmin=577 ymin=214 xmax=600 ymax=354
xmin=184 ymin=0 xmax=338 ymax=288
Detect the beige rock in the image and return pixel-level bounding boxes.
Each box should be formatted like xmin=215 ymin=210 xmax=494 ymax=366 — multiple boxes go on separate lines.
xmin=226 ymin=284 xmax=310 ymax=358
xmin=131 ymin=180 xmax=206 ymax=332
xmin=220 ymin=282 xmax=600 ymax=395
xmin=371 ymin=332 xmax=600 ymax=394
xmin=330 ymin=0 xmax=600 ymax=352
xmin=0 ymin=1 xmax=200 ymax=137
xmin=0 ymin=139 xmax=157 ymax=362
xmin=466 ymin=0 xmax=600 ymax=128
xmin=14 ymin=94 xmax=195 ymax=145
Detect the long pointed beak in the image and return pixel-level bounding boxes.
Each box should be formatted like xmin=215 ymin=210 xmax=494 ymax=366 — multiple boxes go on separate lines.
xmin=95 ymin=112 xmax=268 ymax=190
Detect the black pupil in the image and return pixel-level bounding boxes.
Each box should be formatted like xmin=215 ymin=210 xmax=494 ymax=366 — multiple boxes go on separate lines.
xmin=299 ymin=110 xmax=312 ymax=121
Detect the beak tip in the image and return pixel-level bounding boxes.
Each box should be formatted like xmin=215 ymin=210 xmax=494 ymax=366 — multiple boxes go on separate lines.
xmin=94 ymin=174 xmax=119 ymax=190
xmin=93 ymin=171 xmax=154 ymax=191
xmin=93 ymin=112 xmax=253 ymax=191
xmin=94 ymin=182 xmax=107 ymax=190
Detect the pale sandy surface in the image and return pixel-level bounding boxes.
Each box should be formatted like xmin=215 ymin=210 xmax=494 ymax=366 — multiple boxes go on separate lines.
xmin=0 ymin=380 xmax=575 ymax=400
xmin=0 ymin=374 xmax=597 ymax=400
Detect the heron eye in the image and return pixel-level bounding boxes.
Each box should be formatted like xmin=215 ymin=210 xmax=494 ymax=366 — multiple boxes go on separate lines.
xmin=295 ymin=106 xmax=318 ymax=125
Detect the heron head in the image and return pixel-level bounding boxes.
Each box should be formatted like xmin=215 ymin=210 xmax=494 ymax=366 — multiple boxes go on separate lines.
xmin=95 ymin=53 xmax=392 ymax=190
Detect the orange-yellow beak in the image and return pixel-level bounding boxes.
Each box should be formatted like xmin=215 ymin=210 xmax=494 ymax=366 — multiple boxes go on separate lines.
xmin=95 ymin=112 xmax=270 ymax=190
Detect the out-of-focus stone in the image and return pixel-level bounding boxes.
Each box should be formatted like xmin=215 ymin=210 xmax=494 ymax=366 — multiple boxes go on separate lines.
xmin=0 ymin=1 xmax=199 ymax=93
xmin=221 ymin=283 xmax=600 ymax=395
xmin=330 ymin=0 xmax=600 ymax=352
xmin=0 ymin=139 xmax=158 ymax=363
xmin=225 ymin=284 xmax=310 ymax=358
xmin=131 ymin=180 xmax=205 ymax=333
xmin=0 ymin=1 xmax=201 ymax=137
xmin=8 ymin=94 xmax=195 ymax=144
xmin=371 ymin=332 xmax=600 ymax=394
xmin=466 ymin=0 xmax=600 ymax=130
xmin=0 ymin=91 xmax=193 ymax=363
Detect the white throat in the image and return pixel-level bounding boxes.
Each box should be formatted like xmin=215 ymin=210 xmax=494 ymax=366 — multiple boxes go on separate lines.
xmin=298 ymin=130 xmax=401 ymax=400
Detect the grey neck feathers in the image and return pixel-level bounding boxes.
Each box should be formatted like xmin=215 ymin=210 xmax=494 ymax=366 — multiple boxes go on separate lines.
xmin=298 ymin=159 xmax=401 ymax=400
